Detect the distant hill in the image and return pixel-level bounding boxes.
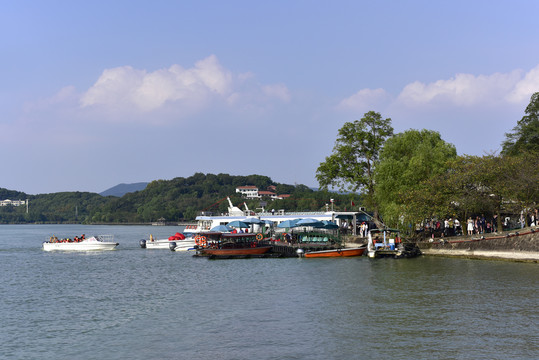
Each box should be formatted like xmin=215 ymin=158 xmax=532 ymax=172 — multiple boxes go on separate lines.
xmin=100 ymin=182 xmax=149 ymax=197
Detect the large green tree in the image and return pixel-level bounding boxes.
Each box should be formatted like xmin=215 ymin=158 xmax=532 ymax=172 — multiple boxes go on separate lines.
xmin=406 ymin=152 xmax=538 ymax=231
xmin=374 ymin=129 xmax=457 ymax=228
xmin=316 ymin=111 xmax=393 ymax=224
xmin=502 ymin=91 xmax=539 ymax=156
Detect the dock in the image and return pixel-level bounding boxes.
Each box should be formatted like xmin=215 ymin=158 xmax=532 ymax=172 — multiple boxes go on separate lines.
xmin=193 ymin=240 xmax=352 ymax=259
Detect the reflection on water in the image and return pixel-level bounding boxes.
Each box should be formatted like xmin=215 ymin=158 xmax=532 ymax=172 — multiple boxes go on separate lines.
xmin=0 ymin=225 xmax=537 ymax=360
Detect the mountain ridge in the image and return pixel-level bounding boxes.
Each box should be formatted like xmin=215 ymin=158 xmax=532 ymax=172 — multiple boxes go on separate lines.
xmin=99 ymin=182 xmax=149 ymax=197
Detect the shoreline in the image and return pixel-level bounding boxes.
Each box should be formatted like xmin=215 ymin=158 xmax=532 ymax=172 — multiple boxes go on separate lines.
xmin=417 ymin=226 xmax=539 ymax=262
xmin=420 ymin=248 xmax=539 ymax=262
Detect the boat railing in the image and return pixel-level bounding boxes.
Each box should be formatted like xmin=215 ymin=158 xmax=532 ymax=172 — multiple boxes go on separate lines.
xmin=95 ymin=235 xmax=114 ymax=242
xmin=258 ymin=211 xmax=328 ymax=216
xmin=276 ymin=230 xmax=342 ymax=245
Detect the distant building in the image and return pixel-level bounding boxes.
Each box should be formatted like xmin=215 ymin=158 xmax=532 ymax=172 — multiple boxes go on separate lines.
xmin=0 ymin=199 xmax=26 ymax=207
xmin=258 ymin=190 xmax=277 ymax=199
xmin=236 ymin=186 xmax=259 ymax=198
xmin=236 ymin=186 xmax=290 ymax=201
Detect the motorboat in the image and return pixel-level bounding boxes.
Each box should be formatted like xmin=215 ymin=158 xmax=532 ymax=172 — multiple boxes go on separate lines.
xmin=170 ymin=236 xmax=197 ymax=252
xmin=42 ymin=235 xmax=118 ymax=251
xmin=366 ymin=228 xmax=417 ymax=258
xmin=302 ymin=246 xmax=366 ymax=258
xmin=141 ymin=238 xmax=175 ymax=249
xmin=140 ymin=232 xmax=187 ymax=249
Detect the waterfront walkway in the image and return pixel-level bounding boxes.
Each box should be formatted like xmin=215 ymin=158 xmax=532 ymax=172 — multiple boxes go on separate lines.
xmin=418 ymin=226 xmax=539 ymax=262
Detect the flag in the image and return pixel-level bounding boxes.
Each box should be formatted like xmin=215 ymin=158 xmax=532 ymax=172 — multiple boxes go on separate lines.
xmin=351 ymin=201 xmax=355 ymax=206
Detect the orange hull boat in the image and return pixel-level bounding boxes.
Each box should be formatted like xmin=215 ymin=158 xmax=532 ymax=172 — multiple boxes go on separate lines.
xmin=304 ymin=247 xmax=366 ymax=258
xmin=201 ymin=246 xmax=272 ymax=256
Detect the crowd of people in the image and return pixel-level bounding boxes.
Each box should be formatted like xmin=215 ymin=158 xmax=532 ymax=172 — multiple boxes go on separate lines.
xmin=417 ymin=210 xmax=538 ymax=238
xmin=48 ymin=234 xmax=86 ymax=243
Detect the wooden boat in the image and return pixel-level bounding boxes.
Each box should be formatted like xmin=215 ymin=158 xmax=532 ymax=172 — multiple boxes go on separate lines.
xmin=304 ymin=246 xmax=366 ymax=258
xmin=201 ymin=246 xmax=272 ymax=256
xmin=197 ymin=232 xmax=271 ymax=257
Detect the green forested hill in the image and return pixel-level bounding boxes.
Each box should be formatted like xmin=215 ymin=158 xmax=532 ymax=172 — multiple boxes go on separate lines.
xmin=0 ymin=173 xmax=362 ymax=224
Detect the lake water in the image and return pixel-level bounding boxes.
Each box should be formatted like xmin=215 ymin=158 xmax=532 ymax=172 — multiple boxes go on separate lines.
xmin=0 ymin=224 xmax=537 ymax=360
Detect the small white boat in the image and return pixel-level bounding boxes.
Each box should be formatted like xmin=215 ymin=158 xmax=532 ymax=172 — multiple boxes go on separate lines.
xmin=367 ymin=228 xmax=404 ymax=258
xmin=42 ymin=235 xmax=118 ymax=251
xmin=140 ymin=232 xmax=195 ymax=250
xmin=171 ymin=239 xmax=197 ymax=252
xmin=141 ymin=238 xmax=177 ymax=249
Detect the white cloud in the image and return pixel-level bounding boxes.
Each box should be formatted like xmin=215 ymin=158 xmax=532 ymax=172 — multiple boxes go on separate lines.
xmin=79 ymin=55 xmax=288 ymax=115
xmin=262 ymin=83 xmax=291 ymax=102
xmin=80 ymin=55 xmax=232 ymax=111
xmin=506 ymin=64 xmax=539 ymax=103
xmin=396 ymin=71 xmax=523 ymax=107
xmin=338 ymin=66 xmax=539 ymax=113
xmin=337 ymin=88 xmax=390 ymax=111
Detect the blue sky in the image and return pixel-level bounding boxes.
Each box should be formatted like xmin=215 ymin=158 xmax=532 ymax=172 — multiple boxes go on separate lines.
xmin=2 ymin=0 xmax=539 ymax=194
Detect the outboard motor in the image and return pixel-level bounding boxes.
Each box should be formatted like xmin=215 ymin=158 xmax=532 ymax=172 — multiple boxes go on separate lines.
xmin=296 ymin=248 xmax=305 ymax=258
xmin=139 ymin=239 xmax=146 ymax=248
xmin=169 ymin=242 xmax=177 ymax=251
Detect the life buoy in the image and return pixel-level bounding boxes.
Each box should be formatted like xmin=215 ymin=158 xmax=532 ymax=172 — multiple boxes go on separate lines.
xmin=256 ymin=233 xmax=263 ymax=240
xmin=199 ymin=236 xmax=207 ymax=247
xmin=195 ymin=235 xmax=201 ymax=245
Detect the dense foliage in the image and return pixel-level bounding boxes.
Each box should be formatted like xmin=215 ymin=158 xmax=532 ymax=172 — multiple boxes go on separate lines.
xmin=502 ymin=92 xmax=539 ymax=156
xmin=319 ymin=94 xmax=539 ymax=233
xmin=374 ymin=129 xmax=457 ymax=227
xmin=0 ymin=173 xmax=363 ymax=224
xmin=316 ymin=111 xmax=393 ymax=225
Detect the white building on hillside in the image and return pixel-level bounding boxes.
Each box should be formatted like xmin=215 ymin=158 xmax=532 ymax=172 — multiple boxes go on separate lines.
xmin=0 ymin=199 xmax=26 ymax=206
xmin=236 ymin=186 xmax=259 ymax=198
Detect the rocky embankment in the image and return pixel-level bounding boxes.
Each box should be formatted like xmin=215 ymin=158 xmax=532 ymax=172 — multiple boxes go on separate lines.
xmin=418 ymin=227 xmax=539 ymax=262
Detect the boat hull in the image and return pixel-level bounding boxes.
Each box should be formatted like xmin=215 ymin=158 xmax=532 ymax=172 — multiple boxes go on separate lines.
xmin=42 ymin=242 xmax=118 ymax=251
xmin=201 ymin=246 xmax=272 ymax=256
xmin=304 ymin=247 xmax=366 ymax=258
xmin=145 ymin=240 xmax=177 ymax=249
xmin=172 ymin=241 xmax=197 ymax=252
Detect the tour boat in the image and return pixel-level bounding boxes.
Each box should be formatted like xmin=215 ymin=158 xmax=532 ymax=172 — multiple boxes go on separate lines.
xmin=191 ymin=197 xmax=366 ymax=236
xmin=303 ymin=246 xmax=366 ymax=258
xmin=196 ymin=232 xmax=272 ymax=257
xmin=42 ymin=235 xmax=118 ymax=251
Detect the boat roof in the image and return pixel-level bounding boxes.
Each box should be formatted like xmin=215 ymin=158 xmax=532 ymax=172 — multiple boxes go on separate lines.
xmin=196 ymin=211 xmax=363 ymax=222
xmin=197 ymin=232 xmax=258 ymax=239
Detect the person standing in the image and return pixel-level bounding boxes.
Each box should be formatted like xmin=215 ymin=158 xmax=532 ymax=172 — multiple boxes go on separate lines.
xmin=454 ymin=218 xmax=461 ymax=236
xmin=467 ymin=217 xmax=474 ymax=235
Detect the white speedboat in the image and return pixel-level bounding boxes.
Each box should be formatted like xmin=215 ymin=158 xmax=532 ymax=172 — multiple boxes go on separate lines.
xmin=42 ymin=235 xmax=118 ymax=251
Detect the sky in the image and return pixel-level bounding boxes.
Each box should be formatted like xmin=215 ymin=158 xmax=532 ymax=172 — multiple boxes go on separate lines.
xmin=2 ymin=0 xmax=539 ymax=195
